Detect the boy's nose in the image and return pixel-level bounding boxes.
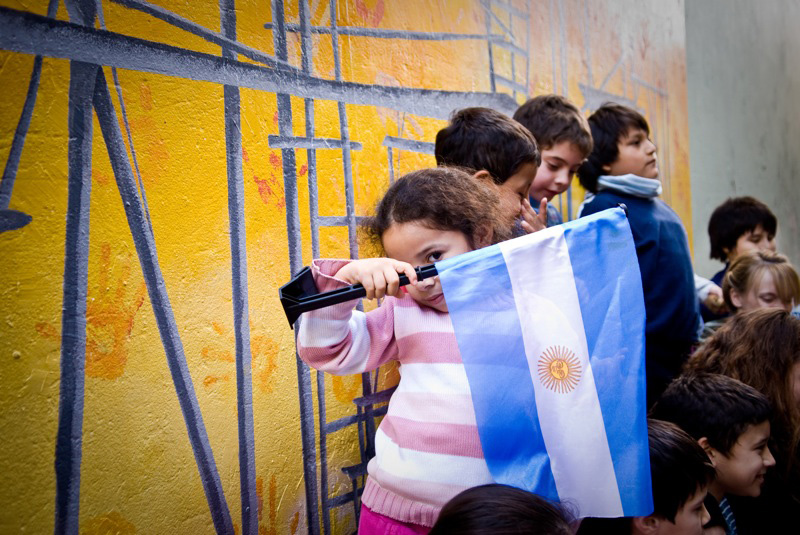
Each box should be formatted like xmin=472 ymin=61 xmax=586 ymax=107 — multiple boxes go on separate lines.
xmin=763 ymin=446 xmax=776 ymax=467
xmin=646 ymin=139 xmax=657 ymax=154
xmin=555 ymin=169 xmax=570 ymax=186
xmin=700 ymin=504 xmax=711 ymax=526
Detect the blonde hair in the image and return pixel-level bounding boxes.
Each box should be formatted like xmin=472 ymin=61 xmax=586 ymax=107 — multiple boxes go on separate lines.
xmin=722 ymin=250 xmax=800 ymax=311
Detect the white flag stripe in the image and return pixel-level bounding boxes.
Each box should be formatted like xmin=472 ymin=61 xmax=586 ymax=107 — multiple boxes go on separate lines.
xmin=500 ymin=228 xmax=624 ymax=517
xmin=372 ymin=428 xmax=492 ymax=485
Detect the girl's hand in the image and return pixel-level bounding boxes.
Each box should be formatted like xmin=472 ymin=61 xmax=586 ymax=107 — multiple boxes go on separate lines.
xmin=520 ymin=197 xmax=548 ymax=234
xmin=334 ymin=258 xmax=418 ymax=300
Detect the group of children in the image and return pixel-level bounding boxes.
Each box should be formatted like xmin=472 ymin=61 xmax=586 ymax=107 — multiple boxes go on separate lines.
xmin=295 ymin=95 xmax=800 ymax=534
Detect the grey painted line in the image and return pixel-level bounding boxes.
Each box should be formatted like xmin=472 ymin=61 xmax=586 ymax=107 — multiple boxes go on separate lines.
xmin=386 ymin=147 xmax=395 ymax=185
xmin=92 ymin=69 xmax=234 ymax=535
xmin=0 ymin=0 xmax=57 ymax=213
xmin=94 ymin=0 xmax=155 ymax=237
xmin=267 ymin=135 xmax=362 ymax=151
xmin=329 ymin=0 xmax=358 ymax=259
xmin=483 ymin=3 xmax=496 ymax=93
xmin=317 ymin=215 xmax=367 ymax=227
xmin=110 ymin=0 xmax=300 ymax=73
xmin=219 ymin=2 xmax=258 ymax=534
xmin=299 ymin=0 xmax=320 ymax=261
xmin=582 ymin=0 xmax=593 ymax=87
xmin=557 ymin=0 xmax=568 ymax=97
xmin=579 ymin=83 xmax=639 ymax=112
xmin=507 ymin=10 xmax=516 ymax=101
xmin=263 ymin=22 xmax=504 ymax=41
xmin=495 ymin=74 xmax=527 ymax=95
xmin=381 ymin=136 xmax=435 ymax=155
xmin=0 ymin=8 xmax=518 ymax=119
xmin=54 ymin=59 xmax=97 ymax=535
xmin=315 ymin=369 xmax=331 ymax=535
xmin=482 ymin=1 xmax=514 ymax=39
xmin=0 ymin=55 xmax=42 ymax=211
xmin=490 ymin=37 xmax=527 ymax=60
xmin=0 ymin=209 xmax=32 ymax=232
xmin=598 ymin=52 xmax=624 ymax=92
xmin=271 ymin=2 xmax=320 ymax=533
xmin=525 ymin=0 xmax=531 ymax=95
xmin=491 ymin=0 xmax=530 ymax=19
xmin=630 ymin=74 xmax=668 ymax=97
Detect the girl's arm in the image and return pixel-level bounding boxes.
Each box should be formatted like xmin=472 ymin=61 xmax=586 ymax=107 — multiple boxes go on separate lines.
xmin=295 ymin=258 xmax=416 ymax=375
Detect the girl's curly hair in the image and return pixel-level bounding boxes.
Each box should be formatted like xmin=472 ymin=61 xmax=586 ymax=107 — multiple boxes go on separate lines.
xmin=362 ymin=167 xmax=512 ymax=253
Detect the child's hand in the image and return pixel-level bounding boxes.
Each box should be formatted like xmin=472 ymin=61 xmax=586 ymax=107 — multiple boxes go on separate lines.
xmin=520 ymin=197 xmax=548 ymax=234
xmin=703 ymin=283 xmax=728 ymax=314
xmin=334 ymin=258 xmax=418 ymax=300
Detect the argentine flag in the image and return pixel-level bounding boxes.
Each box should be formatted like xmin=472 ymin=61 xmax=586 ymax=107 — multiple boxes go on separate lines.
xmin=437 ymin=207 xmax=652 ymax=518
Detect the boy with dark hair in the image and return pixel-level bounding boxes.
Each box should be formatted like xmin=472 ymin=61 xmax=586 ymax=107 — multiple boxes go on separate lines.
xmin=435 ymin=107 xmax=545 ymax=234
xmin=650 ymin=373 xmax=776 ymax=535
xmin=513 ymin=94 xmax=593 ymax=226
xmin=578 ymin=419 xmax=714 ymax=535
xmin=577 ymin=103 xmax=700 ymax=405
xmin=707 ymin=196 xmax=778 ymax=286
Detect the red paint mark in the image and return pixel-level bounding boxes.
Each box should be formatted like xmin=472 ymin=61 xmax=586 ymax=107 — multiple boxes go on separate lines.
xmin=355 ymin=0 xmax=385 ymax=27
xmin=298 ymin=164 xmax=308 ymax=177
xmin=256 ymin=477 xmax=264 ymax=522
xmin=289 ymin=512 xmax=299 ymax=535
xmin=273 ymin=110 xmax=279 ymax=125
xmin=242 ymin=146 xmax=250 ymax=163
xmin=203 ymin=375 xmax=230 ymax=387
xmin=269 ymin=152 xmax=282 ymax=169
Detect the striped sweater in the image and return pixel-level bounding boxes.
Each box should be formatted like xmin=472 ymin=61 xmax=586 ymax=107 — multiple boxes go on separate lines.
xmin=296 ymin=259 xmax=491 ymax=527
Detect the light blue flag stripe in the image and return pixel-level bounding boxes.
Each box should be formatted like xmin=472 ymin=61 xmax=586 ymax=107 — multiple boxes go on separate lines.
xmin=563 ymin=208 xmax=652 ymax=516
xmin=437 ymin=242 xmax=559 ymax=500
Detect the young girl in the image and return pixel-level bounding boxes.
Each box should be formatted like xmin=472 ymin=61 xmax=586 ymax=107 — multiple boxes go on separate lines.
xmin=296 ymin=168 xmax=511 ymax=533
xmin=722 ymin=250 xmax=800 ymax=314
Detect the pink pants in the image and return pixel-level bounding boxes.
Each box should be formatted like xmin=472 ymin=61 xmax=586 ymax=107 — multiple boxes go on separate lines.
xmin=358 ymin=504 xmax=431 ymax=535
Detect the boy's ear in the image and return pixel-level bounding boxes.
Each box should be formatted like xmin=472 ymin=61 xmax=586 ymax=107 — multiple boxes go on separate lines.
xmin=601 ymin=163 xmax=612 ymax=173
xmin=698 ymin=437 xmax=719 ymax=466
xmin=632 ymin=515 xmax=660 ymax=535
xmin=472 ymin=169 xmax=493 ymax=182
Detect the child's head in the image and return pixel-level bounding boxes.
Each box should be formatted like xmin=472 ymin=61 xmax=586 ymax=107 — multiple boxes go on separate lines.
xmin=708 ymin=196 xmax=777 ymax=263
xmin=639 ymin=419 xmax=714 ymax=535
xmin=687 ymin=309 xmax=800 ymax=473
xmin=513 ymin=95 xmax=593 ymax=203
xmin=577 ymin=103 xmax=657 ymax=193
xmin=577 ymin=420 xmax=713 ymax=535
xmin=363 ymin=168 xmax=508 ymax=312
xmin=722 ymin=250 xmax=800 ymax=313
xmin=429 ymin=484 xmax=573 ymax=535
xmin=650 ymin=373 xmax=774 ymax=498
xmin=435 ymin=107 xmax=541 ymax=221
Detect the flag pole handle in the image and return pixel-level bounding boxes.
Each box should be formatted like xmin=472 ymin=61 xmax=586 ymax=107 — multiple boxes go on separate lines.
xmin=279 ymin=263 xmax=439 ymax=328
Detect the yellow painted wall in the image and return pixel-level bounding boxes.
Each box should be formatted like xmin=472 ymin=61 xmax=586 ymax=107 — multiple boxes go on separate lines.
xmin=0 ymin=1 xmax=689 ymax=533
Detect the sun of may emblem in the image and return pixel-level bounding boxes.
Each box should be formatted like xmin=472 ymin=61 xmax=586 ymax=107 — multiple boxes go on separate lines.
xmin=538 ymin=345 xmax=582 ymax=394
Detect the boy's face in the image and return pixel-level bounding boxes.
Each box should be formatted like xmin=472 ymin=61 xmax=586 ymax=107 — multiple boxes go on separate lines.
xmin=655 ymin=486 xmax=710 ymax=535
xmin=498 ymin=162 xmax=538 ymax=224
xmin=725 ymin=224 xmax=776 ymax=262
xmin=529 ymin=141 xmax=585 ymax=203
xmin=711 ymin=420 xmax=775 ymax=497
xmin=604 ymin=127 xmax=658 ymax=179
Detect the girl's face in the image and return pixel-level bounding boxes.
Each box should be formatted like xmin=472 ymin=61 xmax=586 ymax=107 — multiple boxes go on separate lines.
xmin=731 ymin=270 xmax=793 ymax=313
xmin=382 ymin=221 xmax=478 ymax=312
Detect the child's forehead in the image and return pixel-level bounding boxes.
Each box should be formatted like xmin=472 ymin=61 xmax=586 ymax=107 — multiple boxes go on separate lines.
xmin=620 ymin=126 xmax=648 ymax=140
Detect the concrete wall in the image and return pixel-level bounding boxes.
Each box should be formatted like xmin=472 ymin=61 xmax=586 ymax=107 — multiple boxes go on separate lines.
xmin=686 ymin=0 xmax=800 ymax=276
xmin=0 ymin=1 xmax=688 ymax=533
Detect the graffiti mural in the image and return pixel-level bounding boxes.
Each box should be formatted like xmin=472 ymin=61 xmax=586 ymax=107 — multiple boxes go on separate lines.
xmin=0 ymin=1 xmax=689 ymax=533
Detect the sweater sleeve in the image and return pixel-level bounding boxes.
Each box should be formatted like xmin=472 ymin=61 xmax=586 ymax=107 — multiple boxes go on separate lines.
xmin=295 ymin=259 xmax=400 ymax=375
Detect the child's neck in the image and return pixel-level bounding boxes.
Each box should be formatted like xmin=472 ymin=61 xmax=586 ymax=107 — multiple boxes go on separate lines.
xmin=708 ymin=480 xmax=725 ymax=502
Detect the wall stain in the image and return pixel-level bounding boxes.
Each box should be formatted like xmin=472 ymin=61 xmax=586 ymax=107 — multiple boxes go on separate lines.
xmin=85 ymin=243 xmax=147 ymax=380
xmin=332 ymin=375 xmax=362 ymax=404
xmin=80 ymin=511 xmax=136 ymax=535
